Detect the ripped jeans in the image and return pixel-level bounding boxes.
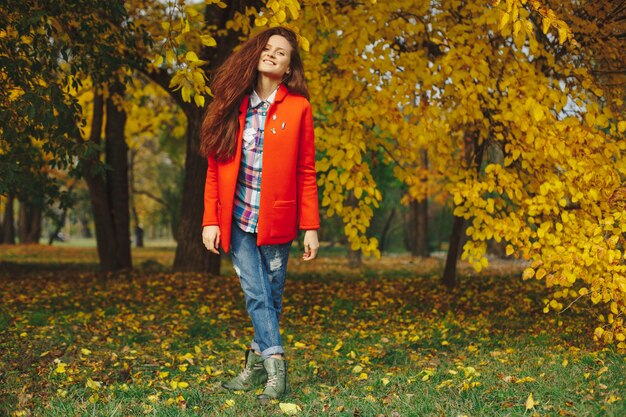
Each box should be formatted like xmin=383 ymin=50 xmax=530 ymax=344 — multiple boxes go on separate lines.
xmin=230 ymin=222 xmax=292 ymax=359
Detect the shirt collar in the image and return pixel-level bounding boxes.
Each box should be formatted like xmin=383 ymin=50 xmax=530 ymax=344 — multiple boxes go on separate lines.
xmin=249 ymin=86 xmax=279 ymax=108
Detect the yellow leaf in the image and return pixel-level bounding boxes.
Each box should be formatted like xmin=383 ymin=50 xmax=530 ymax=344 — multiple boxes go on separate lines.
xmin=352 ymin=365 xmax=363 ymax=373
xmin=333 ymin=340 xmax=343 ymax=352
xmin=558 ymin=26 xmax=567 ymax=44
xmin=86 ymin=378 xmax=102 ymax=391
xmin=535 ymin=268 xmax=546 ymax=280
xmin=300 ymin=36 xmax=310 ymax=52
xmin=525 ymin=392 xmax=537 ymax=410
xmin=185 ymin=51 xmax=199 ymax=62
xmin=294 ymin=341 xmax=306 ymax=348
xmin=201 ymin=35 xmax=217 ymax=47
xmin=381 ymin=377 xmax=390 ymax=386
xmin=618 ymin=121 xmax=626 ymax=133
xmin=532 ymin=106 xmax=544 ymax=122
xmin=542 ymin=17 xmax=552 ymax=34
xmin=54 ymin=362 xmax=67 ymax=374
xmin=499 ymin=12 xmax=510 ymax=30
xmin=276 ymin=10 xmax=287 ymax=23
xmin=522 ymin=268 xmax=535 ymax=280
xmin=166 ymin=50 xmax=176 ymax=65
xmin=181 ymin=86 xmax=192 ymax=103
xmin=255 ymin=17 xmax=268 ymax=27
xmin=279 ymin=403 xmax=302 ymax=415
xmin=224 ymin=399 xmax=235 ymax=408
xmin=194 ymin=94 xmax=205 ymax=107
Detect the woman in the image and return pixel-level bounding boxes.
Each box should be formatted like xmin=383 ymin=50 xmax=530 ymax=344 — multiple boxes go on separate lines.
xmin=199 ymin=27 xmax=320 ymax=401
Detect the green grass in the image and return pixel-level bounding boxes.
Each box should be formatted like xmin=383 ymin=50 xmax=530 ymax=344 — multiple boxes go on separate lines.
xmin=0 ymin=246 xmax=625 ymax=416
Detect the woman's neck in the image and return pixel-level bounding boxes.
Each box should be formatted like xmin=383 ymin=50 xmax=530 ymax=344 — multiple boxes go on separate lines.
xmin=256 ymin=75 xmax=281 ymax=101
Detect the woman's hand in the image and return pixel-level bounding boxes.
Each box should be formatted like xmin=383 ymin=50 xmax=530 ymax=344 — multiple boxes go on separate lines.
xmin=302 ymin=230 xmax=319 ymax=261
xmin=202 ymin=225 xmax=221 ymax=254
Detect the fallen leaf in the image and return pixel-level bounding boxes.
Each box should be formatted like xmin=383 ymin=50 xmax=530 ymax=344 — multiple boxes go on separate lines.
xmin=279 ymin=402 xmax=302 ymax=415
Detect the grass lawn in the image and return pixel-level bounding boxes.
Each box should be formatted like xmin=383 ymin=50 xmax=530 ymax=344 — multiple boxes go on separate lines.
xmin=0 ymin=244 xmax=625 ymax=416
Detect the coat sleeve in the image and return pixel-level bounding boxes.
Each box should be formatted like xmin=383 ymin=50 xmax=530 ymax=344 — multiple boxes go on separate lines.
xmin=296 ymin=100 xmax=320 ymax=230
xmin=202 ymin=154 xmax=220 ymax=227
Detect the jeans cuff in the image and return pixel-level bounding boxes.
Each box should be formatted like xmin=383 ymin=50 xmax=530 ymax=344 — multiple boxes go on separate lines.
xmin=260 ymin=345 xmax=284 ymax=360
xmin=251 ymin=341 xmax=261 ymax=353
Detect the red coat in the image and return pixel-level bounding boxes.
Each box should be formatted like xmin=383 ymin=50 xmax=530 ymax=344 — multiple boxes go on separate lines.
xmin=202 ymin=84 xmax=320 ymax=252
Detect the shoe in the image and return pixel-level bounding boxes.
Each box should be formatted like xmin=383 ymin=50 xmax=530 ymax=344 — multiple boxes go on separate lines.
xmin=222 ymin=350 xmax=267 ymax=391
xmin=257 ymin=357 xmax=288 ymax=402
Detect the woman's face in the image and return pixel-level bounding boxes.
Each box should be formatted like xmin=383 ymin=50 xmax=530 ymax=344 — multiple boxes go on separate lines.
xmin=257 ymin=35 xmax=292 ymax=80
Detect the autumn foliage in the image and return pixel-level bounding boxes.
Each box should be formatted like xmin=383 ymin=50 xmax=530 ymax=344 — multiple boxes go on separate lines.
xmin=1 ymin=246 xmax=626 ymax=415
xmin=2 ymin=0 xmax=626 ymax=348
xmin=291 ymin=0 xmax=626 ymax=346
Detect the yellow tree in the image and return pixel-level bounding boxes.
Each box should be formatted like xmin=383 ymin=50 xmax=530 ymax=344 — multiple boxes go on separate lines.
xmin=298 ymin=0 xmax=626 ymax=345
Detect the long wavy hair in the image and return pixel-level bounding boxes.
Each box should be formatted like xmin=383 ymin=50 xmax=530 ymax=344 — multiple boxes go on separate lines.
xmin=199 ymin=27 xmax=309 ymax=161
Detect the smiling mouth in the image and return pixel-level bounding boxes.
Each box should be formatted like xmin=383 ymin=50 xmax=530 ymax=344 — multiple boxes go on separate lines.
xmin=263 ymin=59 xmax=276 ymax=65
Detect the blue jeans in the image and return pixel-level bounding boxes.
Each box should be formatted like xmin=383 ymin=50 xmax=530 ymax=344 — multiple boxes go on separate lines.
xmin=230 ymin=222 xmax=292 ymax=359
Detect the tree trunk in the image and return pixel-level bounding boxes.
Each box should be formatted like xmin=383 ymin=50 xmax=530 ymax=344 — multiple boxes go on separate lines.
xmin=347 ymin=248 xmax=362 ymax=268
xmin=129 ymin=150 xmax=144 ymax=248
xmin=441 ymin=131 xmax=486 ymax=288
xmin=17 ymin=201 xmax=42 ymax=244
xmin=442 ymin=214 xmax=466 ymax=288
xmin=47 ymin=207 xmax=68 ymax=245
xmin=405 ymin=149 xmax=429 ymax=257
xmin=105 ymin=81 xmax=132 ymax=269
xmin=84 ymin=93 xmax=117 ymax=271
xmin=407 ymin=199 xmax=429 ymax=257
xmin=173 ymin=112 xmax=220 ymax=273
xmin=2 ymin=195 xmax=16 ymax=244
xmin=79 ymin=213 xmax=92 ymax=238
xmin=379 ymin=207 xmax=396 ymax=254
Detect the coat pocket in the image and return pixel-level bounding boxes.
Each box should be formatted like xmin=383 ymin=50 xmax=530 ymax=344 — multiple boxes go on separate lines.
xmin=270 ymin=200 xmax=297 ymax=239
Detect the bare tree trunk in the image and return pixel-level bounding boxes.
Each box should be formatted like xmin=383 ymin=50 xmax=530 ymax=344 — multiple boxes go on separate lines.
xmin=79 ymin=213 xmax=92 ymax=238
xmin=129 ymin=150 xmax=144 ymax=248
xmin=442 ymin=214 xmax=466 ymax=288
xmin=105 ymin=81 xmax=132 ymax=269
xmin=48 ymin=207 xmax=68 ymax=245
xmin=347 ymin=249 xmax=362 ymax=268
xmin=17 ymin=202 xmax=41 ymax=244
xmin=84 ymin=93 xmax=118 ymax=271
xmin=2 ymin=195 xmax=16 ymax=244
xmin=405 ymin=149 xmax=429 ymax=257
xmin=407 ymin=199 xmax=429 ymax=257
xmin=173 ymin=113 xmax=220 ymax=273
xmin=379 ymin=207 xmax=396 ymax=254
xmin=442 ymin=132 xmax=486 ymax=288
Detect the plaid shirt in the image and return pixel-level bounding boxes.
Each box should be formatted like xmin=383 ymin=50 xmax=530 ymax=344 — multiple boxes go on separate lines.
xmin=233 ymin=88 xmax=278 ymax=233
